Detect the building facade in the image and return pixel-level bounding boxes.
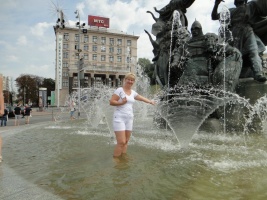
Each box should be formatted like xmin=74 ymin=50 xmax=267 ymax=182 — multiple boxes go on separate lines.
xmin=54 ymin=16 xmax=139 ymax=106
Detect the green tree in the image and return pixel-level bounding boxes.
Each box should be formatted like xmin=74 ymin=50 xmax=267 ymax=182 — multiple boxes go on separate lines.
xmin=15 ymin=74 xmax=43 ymax=106
xmin=137 ymin=58 xmax=156 ymax=84
xmin=40 ymin=78 xmax=55 ymax=99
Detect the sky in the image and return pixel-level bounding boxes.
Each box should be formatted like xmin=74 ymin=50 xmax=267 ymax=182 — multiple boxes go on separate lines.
xmin=0 ymin=0 xmax=236 ymax=84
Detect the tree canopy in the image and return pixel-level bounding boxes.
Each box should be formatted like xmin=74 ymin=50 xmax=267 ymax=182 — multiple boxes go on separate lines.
xmin=137 ymin=58 xmax=156 ymax=84
xmin=15 ymin=74 xmax=55 ymax=106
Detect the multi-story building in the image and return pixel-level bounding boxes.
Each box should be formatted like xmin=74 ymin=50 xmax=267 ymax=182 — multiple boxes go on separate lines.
xmin=54 ymin=14 xmax=139 ymax=106
xmin=2 ymin=76 xmax=10 ymax=92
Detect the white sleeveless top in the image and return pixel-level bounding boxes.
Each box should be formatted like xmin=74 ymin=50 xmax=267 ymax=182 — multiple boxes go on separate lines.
xmin=113 ymin=87 xmax=138 ymax=116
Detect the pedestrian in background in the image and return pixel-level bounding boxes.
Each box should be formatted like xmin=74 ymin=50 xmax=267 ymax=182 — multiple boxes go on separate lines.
xmin=13 ymin=104 xmax=22 ymax=126
xmin=0 ymin=107 xmax=8 ymax=127
xmin=70 ymin=100 xmax=76 ymax=120
xmin=24 ymin=104 xmax=32 ymax=124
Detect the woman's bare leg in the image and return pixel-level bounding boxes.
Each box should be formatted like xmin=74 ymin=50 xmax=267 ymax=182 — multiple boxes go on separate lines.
xmin=113 ymin=131 xmax=126 ymax=157
xmin=122 ymin=130 xmax=131 ymax=153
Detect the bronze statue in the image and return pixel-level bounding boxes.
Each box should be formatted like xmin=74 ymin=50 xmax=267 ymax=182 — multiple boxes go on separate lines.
xmin=145 ymin=0 xmax=195 ymax=88
xmin=212 ymin=0 xmax=267 ymax=82
xmin=171 ymin=20 xmax=242 ymax=92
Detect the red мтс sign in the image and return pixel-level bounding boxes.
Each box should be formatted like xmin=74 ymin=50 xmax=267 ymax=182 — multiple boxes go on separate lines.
xmin=88 ymin=15 xmax=110 ymax=28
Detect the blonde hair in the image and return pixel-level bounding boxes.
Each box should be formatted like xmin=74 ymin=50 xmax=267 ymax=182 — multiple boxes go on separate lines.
xmin=124 ymin=72 xmax=136 ymax=80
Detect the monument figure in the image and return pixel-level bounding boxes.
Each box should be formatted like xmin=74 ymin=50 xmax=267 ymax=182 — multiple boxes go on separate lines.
xmin=212 ymin=0 xmax=267 ymax=82
xmin=171 ymin=20 xmax=242 ymax=92
xmin=145 ymin=0 xmax=195 ymax=88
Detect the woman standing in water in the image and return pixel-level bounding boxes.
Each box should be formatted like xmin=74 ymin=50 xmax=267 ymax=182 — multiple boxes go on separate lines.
xmin=109 ymin=73 xmax=156 ymax=158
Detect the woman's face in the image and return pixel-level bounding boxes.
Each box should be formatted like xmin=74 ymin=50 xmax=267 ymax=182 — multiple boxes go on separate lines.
xmin=124 ymin=77 xmax=135 ymax=86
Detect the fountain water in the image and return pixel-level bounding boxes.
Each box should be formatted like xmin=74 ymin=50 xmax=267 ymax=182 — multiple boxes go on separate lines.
xmin=3 ymin=3 xmax=267 ymax=200
xmin=3 ymin=102 xmax=267 ymax=199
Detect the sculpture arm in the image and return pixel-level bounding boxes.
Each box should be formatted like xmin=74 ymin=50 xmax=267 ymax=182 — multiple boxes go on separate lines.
xmin=211 ymin=0 xmax=223 ymax=20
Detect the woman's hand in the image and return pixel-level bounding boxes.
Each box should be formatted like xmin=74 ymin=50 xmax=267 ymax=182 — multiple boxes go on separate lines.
xmin=121 ymin=97 xmax=127 ymax=105
xmin=149 ymin=100 xmax=156 ymax=105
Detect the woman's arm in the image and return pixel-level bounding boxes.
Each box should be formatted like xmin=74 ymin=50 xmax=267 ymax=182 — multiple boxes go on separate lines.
xmin=109 ymin=94 xmax=127 ymax=106
xmin=135 ymin=95 xmax=156 ymax=105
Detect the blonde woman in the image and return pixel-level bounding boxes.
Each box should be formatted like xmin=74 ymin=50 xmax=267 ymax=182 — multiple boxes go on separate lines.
xmin=109 ymin=73 xmax=156 ymax=158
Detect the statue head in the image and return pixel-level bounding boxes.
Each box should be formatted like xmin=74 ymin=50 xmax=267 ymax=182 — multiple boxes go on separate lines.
xmin=234 ymin=0 xmax=247 ymax=7
xmin=191 ymin=20 xmax=203 ymax=38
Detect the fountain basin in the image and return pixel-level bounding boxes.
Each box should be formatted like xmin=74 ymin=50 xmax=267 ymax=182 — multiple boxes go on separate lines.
xmin=2 ymin=116 xmax=267 ymax=199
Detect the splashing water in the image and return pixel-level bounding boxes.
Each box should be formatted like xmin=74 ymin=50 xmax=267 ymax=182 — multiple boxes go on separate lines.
xmin=156 ymin=87 xmax=255 ymax=148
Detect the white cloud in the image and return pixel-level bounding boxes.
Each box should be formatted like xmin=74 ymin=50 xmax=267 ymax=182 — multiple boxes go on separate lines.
xmin=24 ymin=64 xmax=54 ymax=78
xmin=30 ymin=22 xmax=52 ymax=37
xmin=38 ymin=43 xmax=54 ymax=52
xmin=16 ymin=36 xmax=28 ymax=46
xmin=7 ymin=55 xmax=19 ymax=62
xmin=76 ymin=2 xmax=86 ymax=17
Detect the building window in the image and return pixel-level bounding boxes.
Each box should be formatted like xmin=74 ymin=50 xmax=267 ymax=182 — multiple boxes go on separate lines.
xmin=117 ymin=38 xmax=122 ymax=45
xmin=101 ymin=55 xmax=106 ymax=61
xmin=73 ymin=80 xmax=78 ymax=87
xmin=84 ymin=45 xmax=89 ymax=51
xmin=127 ymin=40 xmax=131 ymax=46
xmin=84 ymin=54 xmax=88 ymax=60
xmin=84 ymin=35 xmax=89 ymax=42
xmin=117 ymin=48 xmax=122 ymax=54
xmin=117 ymin=56 xmax=122 ymax=62
xmin=93 ymin=54 xmax=97 ymax=61
xmin=101 ymin=46 xmax=106 ymax=52
xmin=63 ymin=62 xmax=68 ymax=68
xmin=109 ymin=56 xmax=114 ymax=62
xmin=63 ymin=81 xmax=69 ymax=87
xmin=63 ymin=52 xmax=69 ymax=59
xmin=101 ymin=37 xmax=106 ymax=44
xmin=109 ymin=47 xmax=114 ymax=53
xmin=63 ymin=43 xmax=68 ymax=49
xmin=110 ymin=38 xmax=114 ymax=45
xmin=93 ymin=36 xmax=98 ymax=43
xmin=63 ymin=72 xmax=69 ymax=77
xmin=75 ymin=34 xmax=79 ymax=42
xmin=63 ymin=33 xmax=69 ymax=40
xmin=92 ymin=45 xmax=97 ymax=52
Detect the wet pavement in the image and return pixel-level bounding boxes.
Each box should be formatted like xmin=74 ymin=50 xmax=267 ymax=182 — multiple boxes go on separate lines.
xmin=0 ymin=108 xmax=66 ymax=200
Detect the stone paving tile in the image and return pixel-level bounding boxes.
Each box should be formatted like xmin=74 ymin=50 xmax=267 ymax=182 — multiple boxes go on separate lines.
xmin=0 ymin=164 xmax=63 ymax=200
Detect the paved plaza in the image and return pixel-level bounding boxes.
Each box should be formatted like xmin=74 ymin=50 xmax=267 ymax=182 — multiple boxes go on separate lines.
xmin=0 ymin=108 xmax=68 ymax=200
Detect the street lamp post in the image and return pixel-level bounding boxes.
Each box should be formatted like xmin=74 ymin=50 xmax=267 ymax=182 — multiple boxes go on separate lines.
xmin=75 ymin=10 xmax=85 ymax=119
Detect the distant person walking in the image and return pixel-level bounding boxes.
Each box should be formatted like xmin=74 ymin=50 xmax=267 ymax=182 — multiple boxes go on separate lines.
xmin=13 ymin=104 xmax=22 ymax=126
xmin=109 ymin=73 xmax=156 ymax=158
xmin=70 ymin=100 xmax=76 ymax=120
xmin=0 ymin=107 xmax=8 ymax=127
xmin=24 ymin=104 xmax=32 ymax=124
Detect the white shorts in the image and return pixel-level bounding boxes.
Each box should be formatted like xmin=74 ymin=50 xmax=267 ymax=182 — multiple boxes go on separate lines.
xmin=113 ymin=113 xmax=134 ymax=131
